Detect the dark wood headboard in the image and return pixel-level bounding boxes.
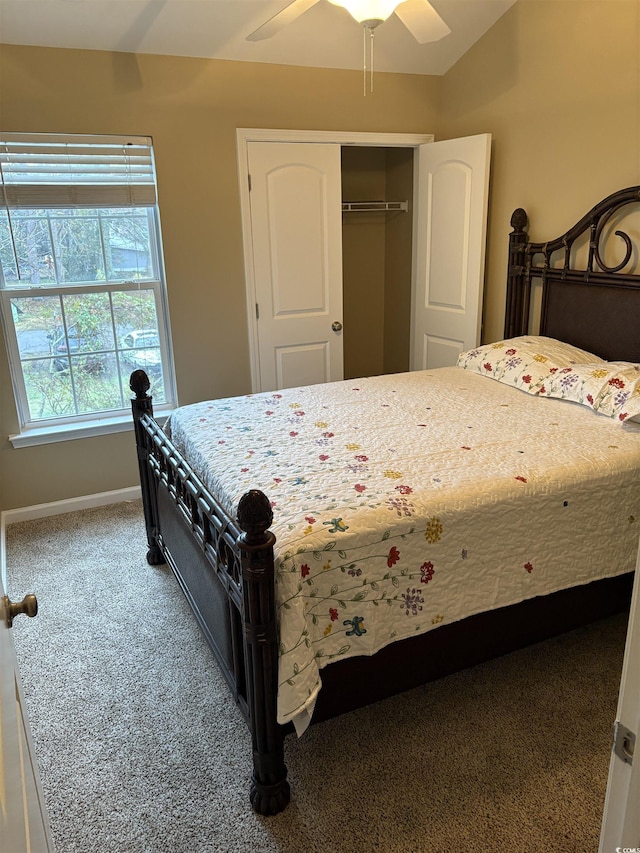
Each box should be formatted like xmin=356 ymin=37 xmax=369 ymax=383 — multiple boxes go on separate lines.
xmin=505 ymin=186 xmax=640 ymax=362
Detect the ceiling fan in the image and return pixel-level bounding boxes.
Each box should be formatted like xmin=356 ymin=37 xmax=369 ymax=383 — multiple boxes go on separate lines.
xmin=246 ymin=0 xmax=452 ymax=45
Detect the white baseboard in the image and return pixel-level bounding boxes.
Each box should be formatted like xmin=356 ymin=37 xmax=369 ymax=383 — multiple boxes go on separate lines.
xmin=0 ymin=486 xmax=142 ymax=588
xmin=2 ymin=486 xmax=142 ymax=526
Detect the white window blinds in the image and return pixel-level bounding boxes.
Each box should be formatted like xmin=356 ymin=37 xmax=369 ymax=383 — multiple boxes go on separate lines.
xmin=0 ymin=133 xmax=157 ymax=209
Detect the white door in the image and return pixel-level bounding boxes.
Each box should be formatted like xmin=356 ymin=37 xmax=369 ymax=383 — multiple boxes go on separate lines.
xmin=247 ymin=141 xmax=344 ymax=392
xmin=0 ymin=577 xmax=51 ymax=852
xmin=411 ymin=133 xmax=491 ymax=370
xmin=599 ymin=549 xmax=640 ymax=851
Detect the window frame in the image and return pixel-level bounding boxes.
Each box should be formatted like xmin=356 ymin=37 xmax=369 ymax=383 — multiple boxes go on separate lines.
xmin=0 ymin=133 xmax=176 ymax=445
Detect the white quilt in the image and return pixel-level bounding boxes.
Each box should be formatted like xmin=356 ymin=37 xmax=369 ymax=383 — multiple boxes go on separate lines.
xmin=166 ymin=367 xmax=640 ymax=734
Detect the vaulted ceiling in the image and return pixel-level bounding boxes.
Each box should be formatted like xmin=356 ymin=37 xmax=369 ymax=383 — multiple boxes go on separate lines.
xmin=0 ymin=0 xmax=517 ymax=75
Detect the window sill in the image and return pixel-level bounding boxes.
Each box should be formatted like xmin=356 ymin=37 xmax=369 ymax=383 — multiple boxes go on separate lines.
xmin=9 ymin=408 xmax=173 ymax=448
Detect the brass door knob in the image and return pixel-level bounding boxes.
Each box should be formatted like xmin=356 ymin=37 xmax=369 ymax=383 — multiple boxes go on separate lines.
xmin=331 ymin=321 xmax=343 ymax=332
xmin=2 ymin=593 xmax=38 ymax=628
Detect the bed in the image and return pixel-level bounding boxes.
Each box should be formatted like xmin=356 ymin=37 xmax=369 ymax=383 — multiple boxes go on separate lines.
xmin=130 ymin=185 xmax=640 ymax=815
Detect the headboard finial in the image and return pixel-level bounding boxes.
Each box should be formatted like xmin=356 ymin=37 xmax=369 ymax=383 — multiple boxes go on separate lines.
xmin=510 ymin=208 xmax=528 ymax=233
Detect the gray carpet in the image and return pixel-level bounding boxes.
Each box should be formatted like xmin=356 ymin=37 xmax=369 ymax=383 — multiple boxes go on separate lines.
xmin=6 ymin=500 xmax=626 ymax=853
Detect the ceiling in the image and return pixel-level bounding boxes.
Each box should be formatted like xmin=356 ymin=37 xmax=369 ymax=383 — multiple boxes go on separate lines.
xmin=0 ymin=0 xmax=517 ymax=76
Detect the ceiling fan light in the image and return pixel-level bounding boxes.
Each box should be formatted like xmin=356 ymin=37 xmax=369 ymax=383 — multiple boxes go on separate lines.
xmin=328 ymin=0 xmax=404 ymax=25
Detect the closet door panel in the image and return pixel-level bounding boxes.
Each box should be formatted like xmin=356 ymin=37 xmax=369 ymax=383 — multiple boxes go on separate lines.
xmin=248 ymin=142 xmax=343 ymax=392
xmin=412 ymin=133 xmax=491 ymax=370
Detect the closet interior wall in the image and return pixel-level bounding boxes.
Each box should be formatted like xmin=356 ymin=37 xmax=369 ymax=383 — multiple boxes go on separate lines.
xmin=341 ymin=146 xmax=414 ymax=380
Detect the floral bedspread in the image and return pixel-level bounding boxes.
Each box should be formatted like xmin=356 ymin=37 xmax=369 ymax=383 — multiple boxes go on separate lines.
xmin=166 ymin=367 xmax=640 ymax=734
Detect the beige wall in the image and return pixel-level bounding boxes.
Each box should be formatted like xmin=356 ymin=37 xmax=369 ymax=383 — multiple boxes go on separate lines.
xmin=439 ymin=0 xmax=640 ymax=344
xmin=0 ymin=45 xmax=439 ymax=511
xmin=1 ymin=0 xmax=639 ymax=510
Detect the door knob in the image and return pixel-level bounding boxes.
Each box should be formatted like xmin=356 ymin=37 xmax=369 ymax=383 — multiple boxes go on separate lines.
xmin=331 ymin=321 xmax=343 ymax=332
xmin=2 ymin=593 xmax=38 ymax=628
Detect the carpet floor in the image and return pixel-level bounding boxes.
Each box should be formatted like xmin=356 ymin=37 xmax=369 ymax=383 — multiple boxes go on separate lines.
xmin=6 ymin=499 xmax=626 ymax=853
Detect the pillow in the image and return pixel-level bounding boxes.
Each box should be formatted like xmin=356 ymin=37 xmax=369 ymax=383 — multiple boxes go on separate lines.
xmin=456 ymin=336 xmax=604 ymax=393
xmin=539 ymin=361 xmax=640 ymax=423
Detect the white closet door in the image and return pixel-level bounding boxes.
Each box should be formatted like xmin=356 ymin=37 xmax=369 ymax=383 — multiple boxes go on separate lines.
xmin=411 ymin=133 xmax=491 ymax=370
xmin=247 ymin=142 xmax=344 ymax=392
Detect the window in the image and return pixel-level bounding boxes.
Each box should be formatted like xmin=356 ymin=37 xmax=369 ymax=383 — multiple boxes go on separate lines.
xmin=0 ymin=133 xmax=175 ymax=444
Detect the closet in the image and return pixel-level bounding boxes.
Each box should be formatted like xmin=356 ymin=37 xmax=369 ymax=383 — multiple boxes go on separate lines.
xmin=238 ymin=128 xmax=490 ymax=393
xmin=341 ymin=146 xmax=414 ymax=380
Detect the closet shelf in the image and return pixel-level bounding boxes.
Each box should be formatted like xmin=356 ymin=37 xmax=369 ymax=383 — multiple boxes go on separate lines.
xmin=341 ymin=200 xmax=408 ymax=213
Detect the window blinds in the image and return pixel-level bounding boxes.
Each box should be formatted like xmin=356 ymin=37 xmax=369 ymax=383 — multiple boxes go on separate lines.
xmin=0 ymin=133 xmax=157 ymax=208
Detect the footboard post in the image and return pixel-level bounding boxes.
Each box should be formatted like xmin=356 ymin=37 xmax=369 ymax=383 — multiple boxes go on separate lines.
xmin=237 ymin=490 xmax=290 ymax=816
xmin=130 ymin=370 xmax=164 ymax=566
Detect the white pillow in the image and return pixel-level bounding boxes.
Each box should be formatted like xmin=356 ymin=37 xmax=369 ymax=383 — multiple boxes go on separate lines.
xmin=539 ymin=361 xmax=640 ymax=423
xmin=457 ymin=336 xmax=604 ymax=393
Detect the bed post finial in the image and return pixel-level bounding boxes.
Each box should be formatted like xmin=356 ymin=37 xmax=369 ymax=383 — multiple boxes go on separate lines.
xmin=237 ymin=489 xmax=274 ymax=541
xmin=130 ymin=368 xmax=151 ymax=400
xmin=237 ymin=489 xmax=290 ymax=815
xmin=130 ymin=370 xmax=164 ymax=566
xmin=510 ymin=207 xmax=527 ymax=233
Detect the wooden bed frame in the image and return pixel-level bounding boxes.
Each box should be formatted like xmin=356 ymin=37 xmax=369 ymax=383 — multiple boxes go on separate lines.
xmin=130 ymin=185 xmax=640 ymax=815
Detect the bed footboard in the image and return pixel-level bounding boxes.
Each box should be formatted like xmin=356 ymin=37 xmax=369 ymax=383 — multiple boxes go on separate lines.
xmin=130 ymin=371 xmax=290 ymax=815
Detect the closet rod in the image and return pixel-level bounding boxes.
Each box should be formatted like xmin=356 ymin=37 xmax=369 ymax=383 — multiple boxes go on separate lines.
xmin=341 ymin=200 xmax=408 ymax=213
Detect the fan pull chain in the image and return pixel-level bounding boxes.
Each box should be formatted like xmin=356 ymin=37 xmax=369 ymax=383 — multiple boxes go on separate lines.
xmin=362 ymin=25 xmax=376 ymax=96
xmin=370 ymin=27 xmax=375 ymax=93
xmin=362 ymin=25 xmax=366 ymax=95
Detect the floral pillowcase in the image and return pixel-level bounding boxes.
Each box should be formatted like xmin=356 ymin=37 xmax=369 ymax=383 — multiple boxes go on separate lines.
xmin=457 ymin=336 xmax=640 ymax=424
xmin=538 ymin=362 xmax=640 ymax=423
xmin=456 ymin=336 xmax=604 ymax=393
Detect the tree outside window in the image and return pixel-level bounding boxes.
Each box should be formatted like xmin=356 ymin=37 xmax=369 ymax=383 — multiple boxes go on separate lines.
xmin=0 ymin=134 xmax=174 ymax=433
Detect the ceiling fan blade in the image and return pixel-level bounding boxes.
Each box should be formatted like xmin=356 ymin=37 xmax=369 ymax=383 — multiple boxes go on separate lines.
xmin=246 ymin=0 xmax=321 ymax=41
xmin=395 ymin=0 xmax=451 ymax=44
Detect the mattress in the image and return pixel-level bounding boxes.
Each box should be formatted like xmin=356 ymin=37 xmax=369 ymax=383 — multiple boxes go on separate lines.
xmin=166 ymin=365 xmax=640 ymax=733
